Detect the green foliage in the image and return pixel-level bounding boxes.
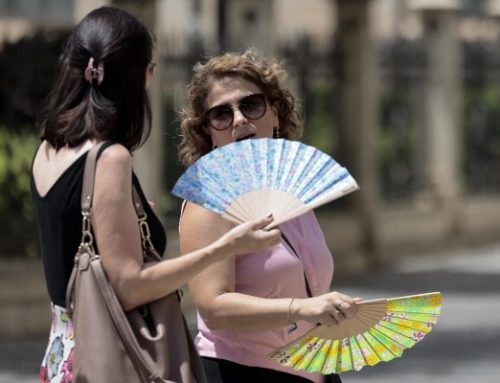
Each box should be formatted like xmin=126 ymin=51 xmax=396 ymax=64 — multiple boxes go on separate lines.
xmin=0 ymin=129 xmax=39 ymax=257
xmin=302 ymin=81 xmax=337 ymax=155
xmin=378 ymin=87 xmax=418 ymax=201
xmin=0 ymin=29 xmax=68 ymax=257
xmin=463 ymin=85 xmax=500 ymax=193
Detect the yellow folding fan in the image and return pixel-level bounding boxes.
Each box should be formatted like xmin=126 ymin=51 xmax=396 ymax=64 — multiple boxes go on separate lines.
xmin=269 ymin=292 xmax=442 ymax=374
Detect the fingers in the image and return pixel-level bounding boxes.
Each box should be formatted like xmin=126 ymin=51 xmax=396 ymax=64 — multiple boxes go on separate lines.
xmin=250 ymin=213 xmax=274 ymax=230
xmin=334 ymin=292 xmax=356 ymax=305
xmin=227 ymin=216 xmax=281 ymax=255
xmin=325 ymin=306 xmax=345 ymax=326
xmin=334 ymin=296 xmax=359 ymax=319
xmin=328 ymin=292 xmax=356 ymax=308
xmin=257 ymin=228 xmax=281 ymax=247
xmin=299 ymin=295 xmax=350 ymax=326
xmin=316 ymin=292 xmax=360 ymax=323
xmin=266 ymin=229 xmax=281 ymax=246
xmin=248 ymin=215 xmax=281 ymax=246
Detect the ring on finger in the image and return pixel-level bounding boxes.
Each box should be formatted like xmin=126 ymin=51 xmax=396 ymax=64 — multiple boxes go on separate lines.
xmin=329 ymin=313 xmax=340 ymax=323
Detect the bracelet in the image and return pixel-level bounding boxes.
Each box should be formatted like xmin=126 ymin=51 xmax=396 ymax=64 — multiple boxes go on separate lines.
xmin=287 ymin=298 xmax=298 ymax=333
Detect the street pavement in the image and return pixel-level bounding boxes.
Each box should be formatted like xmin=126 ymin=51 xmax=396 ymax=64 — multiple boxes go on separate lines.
xmin=337 ymin=243 xmax=500 ymax=383
xmin=1 ymin=243 xmax=499 ymax=383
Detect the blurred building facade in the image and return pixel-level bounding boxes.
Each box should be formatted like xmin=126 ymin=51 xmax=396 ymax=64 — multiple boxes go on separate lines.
xmin=1 ymin=0 xmax=500 ymax=338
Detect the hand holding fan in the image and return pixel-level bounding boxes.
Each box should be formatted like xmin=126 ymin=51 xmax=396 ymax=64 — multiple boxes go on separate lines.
xmin=269 ymin=292 xmax=442 ymax=374
xmin=172 ymin=138 xmax=359 ymax=228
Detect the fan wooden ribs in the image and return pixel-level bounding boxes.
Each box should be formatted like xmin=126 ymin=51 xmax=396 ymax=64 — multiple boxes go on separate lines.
xmin=308 ymin=299 xmax=388 ymax=341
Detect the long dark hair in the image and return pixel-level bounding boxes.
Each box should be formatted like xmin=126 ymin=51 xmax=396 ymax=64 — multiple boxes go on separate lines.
xmin=38 ymin=6 xmax=153 ymax=151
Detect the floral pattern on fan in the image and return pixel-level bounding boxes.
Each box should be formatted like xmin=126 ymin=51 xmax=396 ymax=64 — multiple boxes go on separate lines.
xmin=172 ymin=138 xmax=359 ymax=227
xmin=269 ymin=292 xmax=442 ymax=374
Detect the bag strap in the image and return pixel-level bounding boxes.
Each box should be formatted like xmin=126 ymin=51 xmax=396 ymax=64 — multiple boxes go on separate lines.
xmin=281 ymin=232 xmax=313 ymax=298
xmin=134 ymin=187 xmax=163 ymax=261
xmin=81 ymin=142 xmax=106 ymax=214
xmin=90 ymin=258 xmax=171 ymax=383
xmin=65 ymin=142 xmax=106 ymax=314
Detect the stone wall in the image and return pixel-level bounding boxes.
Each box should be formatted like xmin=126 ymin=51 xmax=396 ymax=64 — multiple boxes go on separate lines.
xmin=0 ymin=259 xmax=50 ymax=339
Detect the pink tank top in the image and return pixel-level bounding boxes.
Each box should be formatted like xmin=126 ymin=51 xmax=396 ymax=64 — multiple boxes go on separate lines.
xmin=190 ymin=210 xmax=334 ymax=383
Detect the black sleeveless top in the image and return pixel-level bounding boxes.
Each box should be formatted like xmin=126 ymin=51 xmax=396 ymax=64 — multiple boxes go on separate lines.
xmin=30 ymin=142 xmax=167 ymax=307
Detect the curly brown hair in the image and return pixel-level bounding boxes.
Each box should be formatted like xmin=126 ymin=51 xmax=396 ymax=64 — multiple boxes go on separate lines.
xmin=178 ymin=49 xmax=304 ymax=167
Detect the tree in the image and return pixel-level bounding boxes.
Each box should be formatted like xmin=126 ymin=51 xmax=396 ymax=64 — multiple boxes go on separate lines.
xmin=0 ymin=29 xmax=69 ymax=257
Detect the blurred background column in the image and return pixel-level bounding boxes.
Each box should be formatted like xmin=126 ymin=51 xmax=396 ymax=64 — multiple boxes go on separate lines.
xmin=411 ymin=0 xmax=463 ymax=236
xmin=112 ymin=0 xmax=166 ymax=215
xmin=218 ymin=0 xmax=274 ymax=54
xmin=486 ymin=0 xmax=500 ymax=19
xmin=335 ymin=0 xmax=381 ymax=267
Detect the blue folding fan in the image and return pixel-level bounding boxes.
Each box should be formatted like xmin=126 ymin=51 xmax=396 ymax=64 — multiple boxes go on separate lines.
xmin=172 ymin=138 xmax=359 ymax=228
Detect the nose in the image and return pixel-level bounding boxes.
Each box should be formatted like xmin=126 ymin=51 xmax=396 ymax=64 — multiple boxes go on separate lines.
xmin=232 ymin=107 xmax=248 ymax=128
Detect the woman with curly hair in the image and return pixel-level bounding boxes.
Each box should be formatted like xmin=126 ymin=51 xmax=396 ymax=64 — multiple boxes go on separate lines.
xmin=178 ymin=50 xmax=359 ymax=383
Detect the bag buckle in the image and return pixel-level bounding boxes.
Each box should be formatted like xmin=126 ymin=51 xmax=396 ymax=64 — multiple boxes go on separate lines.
xmin=80 ymin=212 xmax=94 ymax=249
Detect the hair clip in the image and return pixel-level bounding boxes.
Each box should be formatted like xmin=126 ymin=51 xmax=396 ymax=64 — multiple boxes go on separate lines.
xmin=84 ymin=57 xmax=104 ymax=85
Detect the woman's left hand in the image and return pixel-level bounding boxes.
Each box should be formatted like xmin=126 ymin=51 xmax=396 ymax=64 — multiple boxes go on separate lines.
xmin=291 ymin=291 xmax=360 ymax=326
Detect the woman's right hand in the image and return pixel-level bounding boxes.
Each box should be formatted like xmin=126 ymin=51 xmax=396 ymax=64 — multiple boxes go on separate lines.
xmin=216 ymin=215 xmax=281 ymax=256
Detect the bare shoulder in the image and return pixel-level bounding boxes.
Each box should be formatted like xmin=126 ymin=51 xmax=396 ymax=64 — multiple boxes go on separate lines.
xmin=98 ymin=143 xmax=132 ymax=168
xmin=32 ymin=140 xmax=49 ymax=171
xmin=182 ymin=202 xmax=233 ymax=230
xmin=94 ymin=143 xmax=133 ymax=203
xmin=180 ymin=202 xmax=234 ymax=247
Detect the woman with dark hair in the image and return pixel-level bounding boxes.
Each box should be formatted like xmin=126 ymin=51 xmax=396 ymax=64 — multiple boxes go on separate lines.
xmin=31 ymin=8 xmax=280 ymax=382
xmin=178 ymin=50 xmax=359 ymax=383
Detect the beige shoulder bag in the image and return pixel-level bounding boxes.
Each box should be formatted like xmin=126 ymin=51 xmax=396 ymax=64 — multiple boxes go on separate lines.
xmin=65 ymin=142 xmax=206 ymax=383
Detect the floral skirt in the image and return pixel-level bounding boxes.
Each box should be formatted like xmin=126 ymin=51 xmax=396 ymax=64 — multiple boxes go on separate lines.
xmin=39 ymin=304 xmax=74 ymax=383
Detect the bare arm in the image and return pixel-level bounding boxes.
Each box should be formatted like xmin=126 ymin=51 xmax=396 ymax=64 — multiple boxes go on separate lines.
xmin=182 ymin=202 xmax=359 ymax=332
xmin=92 ymin=144 xmax=280 ymax=311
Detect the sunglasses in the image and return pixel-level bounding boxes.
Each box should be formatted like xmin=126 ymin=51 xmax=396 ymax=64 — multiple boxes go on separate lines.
xmin=204 ymin=93 xmax=267 ymax=131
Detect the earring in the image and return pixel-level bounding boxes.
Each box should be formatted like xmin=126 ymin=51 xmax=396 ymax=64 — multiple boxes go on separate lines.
xmin=273 ymin=125 xmax=280 ymax=139
xmin=212 ymin=143 xmax=217 ymax=150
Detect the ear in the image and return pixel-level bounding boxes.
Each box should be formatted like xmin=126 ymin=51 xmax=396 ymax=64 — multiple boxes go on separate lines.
xmin=201 ymin=123 xmax=212 ymax=136
xmin=271 ymin=104 xmax=279 ymax=127
xmin=145 ymin=67 xmax=152 ymax=90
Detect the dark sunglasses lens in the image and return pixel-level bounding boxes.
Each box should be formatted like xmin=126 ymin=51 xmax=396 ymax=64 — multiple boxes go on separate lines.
xmin=207 ymin=106 xmax=233 ymax=130
xmin=240 ymin=94 xmax=266 ymax=119
xmin=205 ymin=94 xmax=267 ymax=130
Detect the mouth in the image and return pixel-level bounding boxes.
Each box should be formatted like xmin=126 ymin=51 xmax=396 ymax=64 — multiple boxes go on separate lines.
xmin=236 ymin=133 xmax=256 ymax=142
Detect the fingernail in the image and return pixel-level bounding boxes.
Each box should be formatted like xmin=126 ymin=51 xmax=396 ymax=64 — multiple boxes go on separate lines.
xmin=266 ymin=212 xmax=273 ymax=218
